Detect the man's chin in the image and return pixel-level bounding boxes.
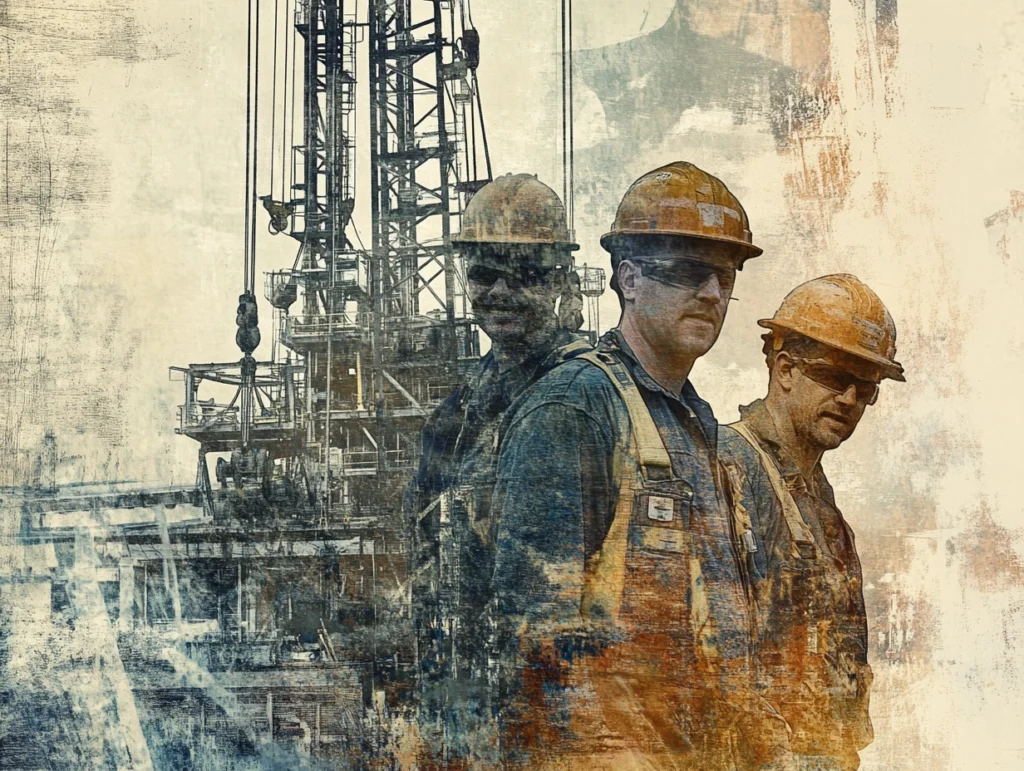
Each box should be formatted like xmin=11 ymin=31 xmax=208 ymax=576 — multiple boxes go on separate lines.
xmin=814 ymin=421 xmax=851 ymax=449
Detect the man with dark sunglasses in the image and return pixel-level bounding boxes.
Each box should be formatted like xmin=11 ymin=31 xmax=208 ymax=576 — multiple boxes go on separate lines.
xmin=406 ymin=173 xmax=589 ymax=767
xmin=488 ymin=162 xmax=793 ymax=769
xmin=719 ymin=274 xmax=906 ymax=771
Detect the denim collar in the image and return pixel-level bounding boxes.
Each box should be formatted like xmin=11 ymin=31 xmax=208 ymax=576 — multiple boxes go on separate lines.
xmin=738 ymin=398 xmax=829 ymax=495
xmin=600 ymin=329 xmax=719 ymax=447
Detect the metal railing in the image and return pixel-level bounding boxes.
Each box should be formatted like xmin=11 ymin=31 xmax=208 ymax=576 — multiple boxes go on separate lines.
xmin=330 ymin=448 xmax=412 ymax=474
xmin=282 ymin=313 xmax=370 ymax=342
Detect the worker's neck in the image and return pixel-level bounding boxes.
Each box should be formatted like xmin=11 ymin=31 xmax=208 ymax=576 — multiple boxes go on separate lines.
xmin=619 ymin=314 xmax=694 ymax=395
xmin=763 ymin=394 xmax=823 ymax=479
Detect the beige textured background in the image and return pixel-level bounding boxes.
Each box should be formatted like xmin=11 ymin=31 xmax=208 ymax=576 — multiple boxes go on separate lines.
xmin=2 ymin=0 xmax=1022 ymax=768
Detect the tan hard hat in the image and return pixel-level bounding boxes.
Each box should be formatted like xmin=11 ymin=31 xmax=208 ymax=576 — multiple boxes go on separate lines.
xmin=761 ymin=274 xmax=906 ymax=381
xmin=600 ymin=161 xmax=763 ymax=265
xmin=453 ymin=173 xmax=579 ymax=251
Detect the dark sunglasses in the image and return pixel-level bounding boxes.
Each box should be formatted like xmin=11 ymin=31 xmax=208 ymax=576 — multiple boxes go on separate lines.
xmin=467 ymin=263 xmax=552 ymax=289
xmin=634 ymin=258 xmax=736 ymax=294
xmin=793 ymin=357 xmax=880 ymax=405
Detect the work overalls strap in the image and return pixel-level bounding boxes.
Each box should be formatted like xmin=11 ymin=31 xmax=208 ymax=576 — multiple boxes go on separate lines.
xmin=729 ymin=421 xmax=816 ymax=559
xmin=574 ymin=349 xmax=671 ymax=624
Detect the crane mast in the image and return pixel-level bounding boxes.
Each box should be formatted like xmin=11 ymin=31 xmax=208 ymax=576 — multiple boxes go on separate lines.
xmin=176 ymin=0 xmax=490 ymax=526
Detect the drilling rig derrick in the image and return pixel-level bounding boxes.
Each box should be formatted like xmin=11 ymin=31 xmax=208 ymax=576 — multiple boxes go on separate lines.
xmin=174 ymin=0 xmax=491 ymax=527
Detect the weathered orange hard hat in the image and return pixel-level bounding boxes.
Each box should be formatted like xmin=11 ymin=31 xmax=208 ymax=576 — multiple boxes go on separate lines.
xmin=761 ymin=274 xmax=905 ymax=381
xmin=453 ymin=173 xmax=579 ymax=252
xmin=600 ymin=161 xmax=763 ymax=266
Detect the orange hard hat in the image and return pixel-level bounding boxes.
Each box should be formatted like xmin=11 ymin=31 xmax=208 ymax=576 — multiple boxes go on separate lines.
xmin=760 ymin=274 xmax=905 ymax=381
xmin=453 ymin=173 xmax=579 ymax=253
xmin=600 ymin=161 xmax=763 ymax=266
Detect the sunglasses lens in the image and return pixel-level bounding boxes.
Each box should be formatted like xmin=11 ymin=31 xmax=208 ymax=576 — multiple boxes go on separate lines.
xmin=642 ymin=259 xmax=735 ymax=293
xmin=802 ymin=364 xmax=879 ymax=403
xmin=468 ymin=264 xmax=549 ymax=288
xmin=468 ymin=265 xmax=498 ymax=284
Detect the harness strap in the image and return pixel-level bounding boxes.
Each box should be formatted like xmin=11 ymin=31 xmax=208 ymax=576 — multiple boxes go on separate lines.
xmin=576 ymin=350 xmax=671 ymax=472
xmin=576 ymin=350 xmax=671 ymax=624
xmin=728 ymin=421 xmax=816 ymax=551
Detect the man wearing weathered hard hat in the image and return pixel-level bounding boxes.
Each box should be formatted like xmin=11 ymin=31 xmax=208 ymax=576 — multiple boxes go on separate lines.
xmin=719 ymin=275 xmax=905 ymax=770
xmin=406 ymin=173 xmax=590 ymax=767
xmin=488 ymin=162 xmax=792 ymax=769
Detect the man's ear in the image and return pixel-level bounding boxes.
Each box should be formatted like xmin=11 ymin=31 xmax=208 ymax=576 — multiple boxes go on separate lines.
xmin=773 ymin=352 xmax=798 ymax=393
xmin=618 ymin=260 xmax=642 ymax=302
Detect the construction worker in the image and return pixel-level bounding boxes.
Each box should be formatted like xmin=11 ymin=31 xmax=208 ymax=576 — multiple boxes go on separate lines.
xmin=405 ymin=173 xmax=590 ymax=768
xmin=489 ymin=162 xmax=791 ymax=769
xmin=719 ymin=275 xmax=905 ymax=770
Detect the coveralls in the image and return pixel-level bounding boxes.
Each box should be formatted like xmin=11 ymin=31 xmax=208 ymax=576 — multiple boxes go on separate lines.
xmin=719 ymin=399 xmax=873 ymax=771
xmin=407 ymin=327 xmax=590 ymax=767
xmin=489 ymin=331 xmax=791 ymax=770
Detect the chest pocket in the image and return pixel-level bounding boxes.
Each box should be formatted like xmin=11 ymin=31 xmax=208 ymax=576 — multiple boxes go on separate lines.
xmin=633 ymin=478 xmax=694 ymax=554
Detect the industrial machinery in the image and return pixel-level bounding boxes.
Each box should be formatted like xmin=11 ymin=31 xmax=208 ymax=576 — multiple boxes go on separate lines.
xmin=176 ymin=0 xmax=493 ymax=527
xmin=2 ymin=1 xmax=596 ymax=765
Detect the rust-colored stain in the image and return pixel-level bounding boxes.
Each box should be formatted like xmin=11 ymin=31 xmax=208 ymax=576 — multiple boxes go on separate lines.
xmin=955 ymin=503 xmax=1024 ymax=593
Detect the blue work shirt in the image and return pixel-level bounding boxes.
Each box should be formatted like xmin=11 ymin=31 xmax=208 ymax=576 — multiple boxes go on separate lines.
xmin=405 ymin=327 xmax=590 ymax=766
xmin=490 ymin=330 xmax=783 ymax=767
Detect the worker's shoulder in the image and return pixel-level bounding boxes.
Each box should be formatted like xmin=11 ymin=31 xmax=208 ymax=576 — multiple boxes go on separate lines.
xmin=718 ymin=423 xmax=752 ymax=456
xmin=506 ymin=356 xmax=623 ymax=426
xmin=718 ymin=423 xmax=767 ymax=479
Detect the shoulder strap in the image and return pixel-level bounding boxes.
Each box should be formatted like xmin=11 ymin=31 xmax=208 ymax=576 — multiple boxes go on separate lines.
xmin=575 ymin=349 xmax=669 ymax=624
xmin=577 ymin=349 xmax=670 ymax=472
xmin=729 ymin=421 xmax=816 ymax=550
xmin=549 ymin=336 xmax=593 ymax=364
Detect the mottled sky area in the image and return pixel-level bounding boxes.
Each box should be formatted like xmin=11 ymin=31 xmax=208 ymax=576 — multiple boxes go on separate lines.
xmin=2 ymin=0 xmax=1024 ymax=767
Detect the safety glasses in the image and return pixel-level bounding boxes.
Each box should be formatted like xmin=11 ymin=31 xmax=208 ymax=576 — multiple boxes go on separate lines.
xmin=467 ymin=263 xmax=553 ymax=290
xmin=792 ymin=357 xmax=880 ymax=405
xmin=635 ymin=258 xmax=736 ymax=294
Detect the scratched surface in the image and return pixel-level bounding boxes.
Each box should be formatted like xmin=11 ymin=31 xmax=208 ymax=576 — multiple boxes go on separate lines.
xmin=2 ymin=1 xmax=1024 ymax=769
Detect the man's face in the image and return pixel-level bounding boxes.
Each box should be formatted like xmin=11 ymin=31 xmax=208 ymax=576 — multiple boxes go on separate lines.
xmin=618 ymin=241 xmax=739 ymax=365
xmin=466 ymin=246 xmax=562 ymax=347
xmin=776 ymin=350 xmax=882 ymax=451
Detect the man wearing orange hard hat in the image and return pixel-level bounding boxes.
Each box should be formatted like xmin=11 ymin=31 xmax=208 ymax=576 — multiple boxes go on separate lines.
xmin=720 ymin=275 xmax=906 ymax=770
xmin=488 ymin=162 xmax=793 ymax=769
xmin=406 ymin=173 xmax=591 ymax=768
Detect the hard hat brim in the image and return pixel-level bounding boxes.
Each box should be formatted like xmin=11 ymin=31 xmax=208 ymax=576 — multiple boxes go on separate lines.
xmin=452 ymin=235 xmax=580 ymax=251
xmin=759 ymin=319 xmax=906 ymax=382
xmin=599 ymin=230 xmax=764 ymax=264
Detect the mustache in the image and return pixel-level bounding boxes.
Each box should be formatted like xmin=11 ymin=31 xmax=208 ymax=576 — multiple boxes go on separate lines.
xmin=476 ymin=301 xmax=528 ymax=312
xmin=820 ymin=409 xmax=853 ymax=424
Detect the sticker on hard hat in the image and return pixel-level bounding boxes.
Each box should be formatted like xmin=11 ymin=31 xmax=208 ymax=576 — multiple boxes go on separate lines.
xmin=647 ymin=496 xmax=675 ymax=522
xmin=697 ymin=203 xmax=741 ymax=228
xmin=854 ymin=318 xmax=885 ymax=349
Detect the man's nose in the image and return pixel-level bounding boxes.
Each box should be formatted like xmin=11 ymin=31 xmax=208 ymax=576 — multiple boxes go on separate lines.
xmin=834 ymin=384 xmax=859 ymax=407
xmin=486 ymin=277 xmax=513 ymax=300
xmin=694 ymin=274 xmax=724 ymax=304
